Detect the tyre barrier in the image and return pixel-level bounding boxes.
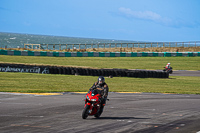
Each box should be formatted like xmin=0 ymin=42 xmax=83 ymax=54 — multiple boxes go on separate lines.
xmin=0 ymin=63 xmax=169 ymax=78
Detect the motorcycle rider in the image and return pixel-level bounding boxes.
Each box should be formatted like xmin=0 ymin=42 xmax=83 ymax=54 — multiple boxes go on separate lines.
xmin=164 ymin=62 xmax=173 ymax=73
xmin=166 ymin=63 xmax=171 ymax=69
xmin=89 ymin=76 xmax=109 ymax=113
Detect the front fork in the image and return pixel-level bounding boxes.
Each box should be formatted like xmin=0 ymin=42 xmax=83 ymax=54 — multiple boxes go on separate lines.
xmin=86 ymin=102 xmax=101 ymax=114
xmin=84 ymin=102 xmax=93 ymax=114
xmin=84 ymin=99 xmax=102 ymax=114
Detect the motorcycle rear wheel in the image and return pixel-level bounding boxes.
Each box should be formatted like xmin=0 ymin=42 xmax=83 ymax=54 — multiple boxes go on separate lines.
xmin=94 ymin=106 xmax=103 ymax=118
xmin=94 ymin=112 xmax=101 ymax=118
xmin=82 ymin=105 xmax=90 ymax=119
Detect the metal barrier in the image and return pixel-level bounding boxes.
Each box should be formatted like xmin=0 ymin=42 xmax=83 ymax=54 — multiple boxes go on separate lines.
xmin=24 ymin=41 xmax=200 ymax=50
xmin=1 ymin=50 xmax=200 ymax=57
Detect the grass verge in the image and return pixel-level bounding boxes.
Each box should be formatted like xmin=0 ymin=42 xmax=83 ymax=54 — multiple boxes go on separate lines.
xmin=0 ymin=72 xmax=200 ymax=94
xmin=0 ymin=55 xmax=200 ymax=70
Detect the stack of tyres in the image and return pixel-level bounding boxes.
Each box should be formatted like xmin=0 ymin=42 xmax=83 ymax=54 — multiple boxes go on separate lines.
xmin=113 ymin=70 xmax=119 ymax=77
xmin=158 ymin=72 xmax=162 ymax=78
xmin=143 ymin=71 xmax=148 ymax=78
xmin=99 ymin=69 xmax=104 ymax=76
xmin=126 ymin=72 xmax=130 ymax=77
xmin=163 ymin=71 xmax=169 ymax=78
xmin=56 ymin=67 xmax=60 ymax=74
xmin=52 ymin=66 xmax=57 ymax=74
xmin=0 ymin=63 xmax=169 ymax=78
xmin=109 ymin=69 xmax=114 ymax=77
xmin=102 ymin=69 xmax=108 ymax=77
xmin=127 ymin=71 xmax=134 ymax=77
xmin=115 ymin=69 xmax=121 ymax=77
xmin=61 ymin=67 xmax=66 ymax=74
xmin=71 ymin=68 xmax=76 ymax=75
xmin=95 ymin=69 xmax=101 ymax=76
xmin=81 ymin=68 xmax=86 ymax=75
xmin=90 ymin=69 xmax=96 ymax=76
xmin=74 ymin=68 xmax=81 ymax=75
xmin=153 ymin=71 xmax=158 ymax=78
xmin=80 ymin=68 xmax=88 ymax=76
xmin=68 ymin=67 xmax=73 ymax=75
xmin=90 ymin=69 xmax=95 ymax=76
xmin=109 ymin=70 xmax=114 ymax=77
xmin=148 ymin=71 xmax=153 ymax=78
xmin=64 ymin=67 xmax=68 ymax=75
xmin=160 ymin=72 xmax=164 ymax=78
xmin=39 ymin=65 xmax=44 ymax=73
xmin=139 ymin=71 xmax=144 ymax=78
xmin=62 ymin=67 xmax=67 ymax=75
xmin=135 ymin=71 xmax=139 ymax=78
xmin=79 ymin=68 xmax=84 ymax=75
xmin=58 ymin=67 xmax=62 ymax=74
xmin=88 ymin=69 xmax=93 ymax=76
xmin=48 ymin=66 xmax=54 ymax=74
xmin=85 ymin=68 xmax=91 ymax=76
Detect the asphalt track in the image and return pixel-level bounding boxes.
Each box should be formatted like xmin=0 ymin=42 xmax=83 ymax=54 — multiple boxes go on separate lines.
xmin=1 ymin=92 xmax=200 ymax=133
xmin=133 ymin=69 xmax=200 ymax=77
xmin=170 ymin=70 xmax=200 ymax=77
xmin=0 ymin=70 xmax=200 ymax=133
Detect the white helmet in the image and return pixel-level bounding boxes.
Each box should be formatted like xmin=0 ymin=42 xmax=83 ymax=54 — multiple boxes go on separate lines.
xmin=168 ymin=63 xmax=170 ymax=65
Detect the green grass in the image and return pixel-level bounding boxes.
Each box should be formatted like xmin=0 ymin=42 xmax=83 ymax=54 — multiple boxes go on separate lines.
xmin=0 ymin=55 xmax=200 ymax=94
xmin=0 ymin=72 xmax=200 ymax=94
xmin=0 ymin=55 xmax=200 ymax=70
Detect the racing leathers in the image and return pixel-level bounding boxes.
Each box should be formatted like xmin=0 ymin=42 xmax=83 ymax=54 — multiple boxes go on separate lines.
xmin=166 ymin=63 xmax=170 ymax=69
xmin=89 ymin=81 xmax=109 ymax=106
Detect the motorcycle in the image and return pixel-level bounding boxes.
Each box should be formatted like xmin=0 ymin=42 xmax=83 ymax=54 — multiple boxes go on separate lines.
xmin=163 ymin=67 xmax=173 ymax=74
xmin=82 ymin=89 xmax=108 ymax=119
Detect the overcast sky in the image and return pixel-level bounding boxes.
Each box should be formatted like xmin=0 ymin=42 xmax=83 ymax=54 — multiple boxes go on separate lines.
xmin=0 ymin=0 xmax=200 ymax=42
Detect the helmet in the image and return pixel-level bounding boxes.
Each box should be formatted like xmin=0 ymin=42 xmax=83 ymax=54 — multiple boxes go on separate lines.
xmin=98 ymin=76 xmax=105 ymax=85
xmin=168 ymin=63 xmax=170 ymax=65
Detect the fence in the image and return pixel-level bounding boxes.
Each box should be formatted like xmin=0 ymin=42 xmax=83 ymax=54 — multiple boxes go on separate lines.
xmin=1 ymin=49 xmax=200 ymax=57
xmin=24 ymin=41 xmax=200 ymax=50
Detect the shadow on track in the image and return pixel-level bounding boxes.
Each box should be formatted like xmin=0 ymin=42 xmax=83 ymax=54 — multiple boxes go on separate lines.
xmin=95 ymin=117 xmax=150 ymax=120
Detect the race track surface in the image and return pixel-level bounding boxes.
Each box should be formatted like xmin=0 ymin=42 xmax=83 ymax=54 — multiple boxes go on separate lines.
xmin=134 ymin=69 xmax=200 ymax=77
xmin=1 ymin=92 xmax=200 ymax=133
xmin=170 ymin=70 xmax=200 ymax=77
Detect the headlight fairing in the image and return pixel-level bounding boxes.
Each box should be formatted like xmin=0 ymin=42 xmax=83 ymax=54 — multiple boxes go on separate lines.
xmin=87 ymin=96 xmax=90 ymax=100
xmin=91 ymin=99 xmax=96 ymax=102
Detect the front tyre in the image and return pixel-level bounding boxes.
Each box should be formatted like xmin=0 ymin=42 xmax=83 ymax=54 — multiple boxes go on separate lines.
xmin=82 ymin=105 xmax=90 ymax=119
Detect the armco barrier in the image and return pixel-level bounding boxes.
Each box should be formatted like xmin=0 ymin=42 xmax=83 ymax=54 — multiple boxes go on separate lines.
xmin=0 ymin=63 xmax=169 ymax=78
xmin=0 ymin=50 xmax=200 ymax=57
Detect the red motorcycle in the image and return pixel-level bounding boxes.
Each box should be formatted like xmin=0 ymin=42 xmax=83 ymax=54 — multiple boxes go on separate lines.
xmin=82 ymin=89 xmax=106 ymax=119
xmin=163 ymin=66 xmax=173 ymax=74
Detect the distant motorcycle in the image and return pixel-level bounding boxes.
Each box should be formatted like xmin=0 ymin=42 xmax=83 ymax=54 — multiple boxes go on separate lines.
xmin=82 ymin=89 xmax=108 ymax=119
xmin=163 ymin=67 xmax=173 ymax=74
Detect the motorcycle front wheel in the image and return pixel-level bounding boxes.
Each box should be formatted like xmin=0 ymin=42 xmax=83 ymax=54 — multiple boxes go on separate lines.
xmin=82 ymin=105 xmax=90 ymax=119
